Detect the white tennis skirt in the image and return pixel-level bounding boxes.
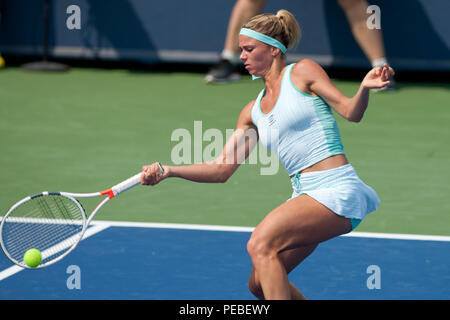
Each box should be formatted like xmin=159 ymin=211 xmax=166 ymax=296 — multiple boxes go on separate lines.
xmin=290 ymin=163 xmax=380 ymax=221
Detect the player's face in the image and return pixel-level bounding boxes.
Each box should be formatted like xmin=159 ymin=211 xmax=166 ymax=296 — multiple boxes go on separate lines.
xmin=239 ymin=35 xmax=276 ymax=78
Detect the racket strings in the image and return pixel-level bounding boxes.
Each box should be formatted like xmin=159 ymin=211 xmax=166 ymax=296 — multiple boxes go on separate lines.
xmin=53 ymin=196 xmax=76 ymax=221
xmin=2 ymin=194 xmax=85 ymax=265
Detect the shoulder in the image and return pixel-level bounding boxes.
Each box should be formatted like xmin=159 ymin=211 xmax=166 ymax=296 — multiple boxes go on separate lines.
xmin=243 ymin=99 xmax=256 ymax=111
xmin=240 ymin=100 xmax=256 ymax=120
xmin=289 ymin=59 xmax=326 ymax=95
xmin=237 ymin=100 xmax=257 ymax=129
xmin=291 ymin=59 xmax=325 ymax=80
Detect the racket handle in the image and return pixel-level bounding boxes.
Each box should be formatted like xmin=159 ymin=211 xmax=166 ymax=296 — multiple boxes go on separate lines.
xmin=111 ymin=172 xmax=142 ymax=197
xmin=111 ymin=163 xmax=164 ymax=197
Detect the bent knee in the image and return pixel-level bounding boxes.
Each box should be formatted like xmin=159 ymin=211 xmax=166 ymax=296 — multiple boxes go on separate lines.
xmin=246 ymin=234 xmax=276 ymax=261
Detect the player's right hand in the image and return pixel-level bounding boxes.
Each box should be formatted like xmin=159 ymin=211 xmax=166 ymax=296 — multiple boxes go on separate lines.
xmin=140 ymin=162 xmax=167 ymax=186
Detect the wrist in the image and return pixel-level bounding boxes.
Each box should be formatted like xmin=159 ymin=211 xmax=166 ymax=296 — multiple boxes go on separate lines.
xmin=163 ymin=165 xmax=173 ymax=178
xmin=360 ymin=82 xmax=371 ymax=91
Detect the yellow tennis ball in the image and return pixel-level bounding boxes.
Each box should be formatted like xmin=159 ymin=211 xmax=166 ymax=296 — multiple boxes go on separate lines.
xmin=0 ymin=55 xmax=4 ymax=68
xmin=24 ymin=248 xmax=42 ymax=268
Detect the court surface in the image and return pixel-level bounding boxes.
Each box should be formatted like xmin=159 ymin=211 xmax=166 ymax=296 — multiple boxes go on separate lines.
xmin=0 ymin=221 xmax=449 ymax=300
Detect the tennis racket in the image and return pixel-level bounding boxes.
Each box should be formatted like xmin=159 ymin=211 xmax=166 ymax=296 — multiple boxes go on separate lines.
xmin=0 ymin=164 xmax=163 ymax=269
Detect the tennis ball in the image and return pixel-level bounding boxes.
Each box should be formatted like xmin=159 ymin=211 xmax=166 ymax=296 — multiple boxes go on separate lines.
xmin=0 ymin=55 xmax=4 ymax=68
xmin=24 ymin=248 xmax=42 ymax=268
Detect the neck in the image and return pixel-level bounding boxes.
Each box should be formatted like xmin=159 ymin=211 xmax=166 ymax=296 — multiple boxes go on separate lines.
xmin=263 ymin=58 xmax=287 ymax=90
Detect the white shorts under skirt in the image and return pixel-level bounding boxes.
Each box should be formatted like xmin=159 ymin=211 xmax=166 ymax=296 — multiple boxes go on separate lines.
xmin=290 ymin=164 xmax=380 ymax=221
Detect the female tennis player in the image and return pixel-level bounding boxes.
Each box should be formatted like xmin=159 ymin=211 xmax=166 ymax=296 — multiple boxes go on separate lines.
xmin=140 ymin=9 xmax=394 ymax=300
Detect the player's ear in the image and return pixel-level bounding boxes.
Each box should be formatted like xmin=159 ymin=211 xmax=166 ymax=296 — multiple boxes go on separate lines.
xmin=271 ymin=47 xmax=281 ymax=57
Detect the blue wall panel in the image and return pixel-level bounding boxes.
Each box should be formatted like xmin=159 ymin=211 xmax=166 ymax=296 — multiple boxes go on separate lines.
xmin=0 ymin=0 xmax=449 ymax=70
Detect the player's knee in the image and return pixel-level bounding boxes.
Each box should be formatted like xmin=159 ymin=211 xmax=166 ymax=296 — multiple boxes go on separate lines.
xmin=246 ymin=233 xmax=275 ymax=262
xmin=246 ymin=235 xmax=261 ymax=260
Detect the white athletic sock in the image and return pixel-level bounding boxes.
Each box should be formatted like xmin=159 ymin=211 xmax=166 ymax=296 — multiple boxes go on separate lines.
xmin=221 ymin=49 xmax=241 ymax=65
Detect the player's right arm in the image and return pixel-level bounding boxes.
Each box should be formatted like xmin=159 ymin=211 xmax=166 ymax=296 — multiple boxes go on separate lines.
xmin=140 ymin=101 xmax=258 ymax=185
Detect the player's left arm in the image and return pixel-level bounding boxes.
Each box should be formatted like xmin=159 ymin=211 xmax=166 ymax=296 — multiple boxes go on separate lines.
xmin=293 ymin=59 xmax=394 ymax=122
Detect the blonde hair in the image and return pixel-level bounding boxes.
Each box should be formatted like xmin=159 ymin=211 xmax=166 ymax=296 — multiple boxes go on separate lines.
xmin=242 ymin=9 xmax=301 ymax=51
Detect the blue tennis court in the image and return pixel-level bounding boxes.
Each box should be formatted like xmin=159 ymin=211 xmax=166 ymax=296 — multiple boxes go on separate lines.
xmin=0 ymin=222 xmax=449 ymax=300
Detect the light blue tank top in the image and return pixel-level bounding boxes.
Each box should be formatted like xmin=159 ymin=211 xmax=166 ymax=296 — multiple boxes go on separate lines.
xmin=251 ymin=63 xmax=345 ymax=176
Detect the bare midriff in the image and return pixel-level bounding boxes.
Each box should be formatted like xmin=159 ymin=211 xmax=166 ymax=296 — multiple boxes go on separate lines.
xmin=289 ymin=154 xmax=349 ymax=178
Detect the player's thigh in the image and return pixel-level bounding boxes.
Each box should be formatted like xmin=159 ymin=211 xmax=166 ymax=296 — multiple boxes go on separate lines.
xmin=248 ymin=194 xmax=351 ymax=254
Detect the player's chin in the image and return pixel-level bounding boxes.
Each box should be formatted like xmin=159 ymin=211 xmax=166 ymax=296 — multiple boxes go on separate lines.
xmin=246 ymin=65 xmax=257 ymax=77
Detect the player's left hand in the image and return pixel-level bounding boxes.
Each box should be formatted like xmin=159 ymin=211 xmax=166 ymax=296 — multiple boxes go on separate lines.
xmin=362 ymin=64 xmax=395 ymax=90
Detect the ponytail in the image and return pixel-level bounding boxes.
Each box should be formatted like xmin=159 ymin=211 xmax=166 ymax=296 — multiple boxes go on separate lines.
xmin=242 ymin=9 xmax=301 ymax=51
xmin=275 ymin=9 xmax=301 ymax=50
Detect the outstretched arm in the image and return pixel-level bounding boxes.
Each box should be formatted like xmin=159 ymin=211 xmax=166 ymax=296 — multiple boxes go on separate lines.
xmin=140 ymin=101 xmax=258 ymax=186
xmin=292 ymin=59 xmax=394 ymax=122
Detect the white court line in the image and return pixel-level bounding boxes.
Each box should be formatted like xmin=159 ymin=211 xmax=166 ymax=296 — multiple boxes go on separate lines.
xmin=0 ymin=224 xmax=109 ymax=281
xmin=92 ymin=220 xmax=255 ymax=233
xmin=343 ymin=231 xmax=450 ymax=242
xmin=91 ymin=220 xmax=450 ymax=242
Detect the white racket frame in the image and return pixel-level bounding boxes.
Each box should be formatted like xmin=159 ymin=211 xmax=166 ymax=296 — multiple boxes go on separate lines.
xmin=0 ymin=164 xmax=163 ymax=269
